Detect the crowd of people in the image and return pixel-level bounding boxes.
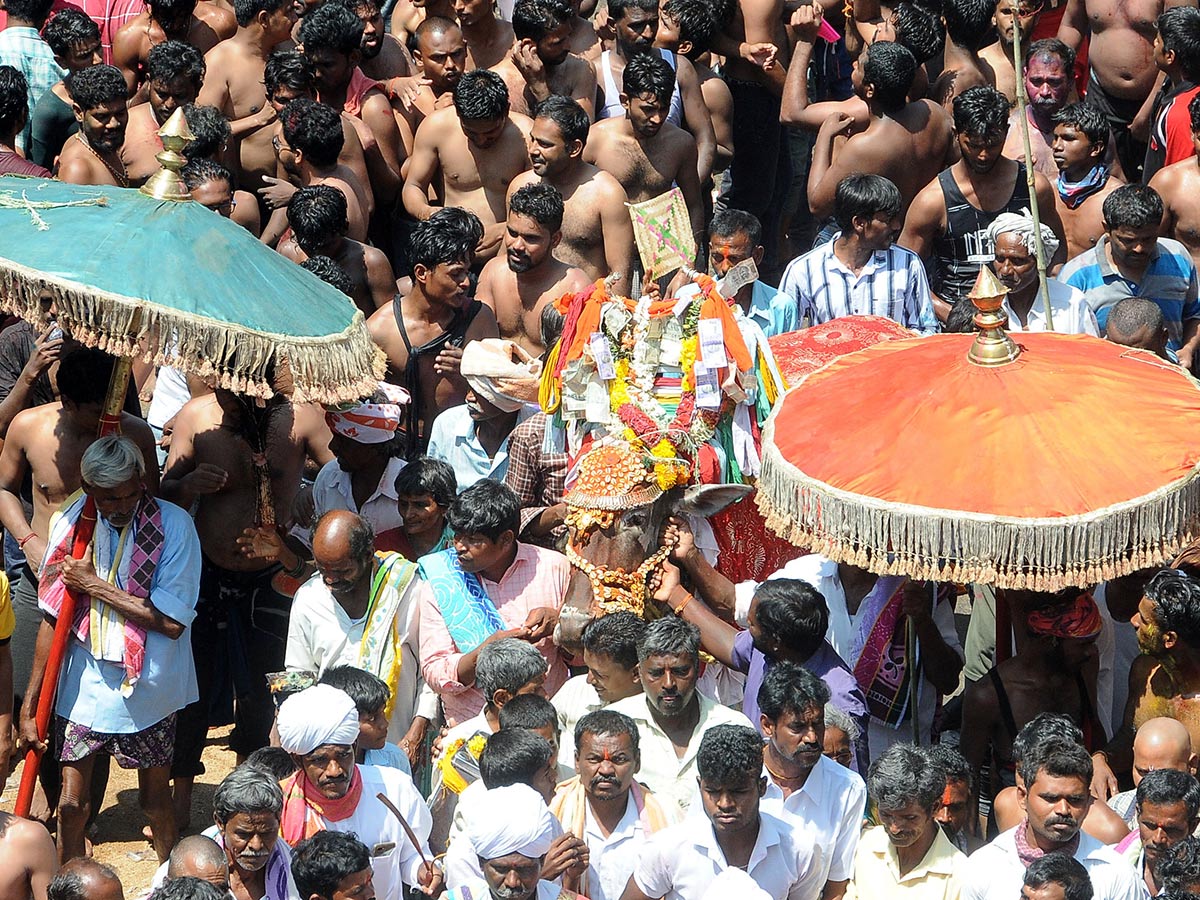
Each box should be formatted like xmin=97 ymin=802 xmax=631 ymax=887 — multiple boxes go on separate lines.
xmin=0 ymin=0 xmax=1199 ymax=896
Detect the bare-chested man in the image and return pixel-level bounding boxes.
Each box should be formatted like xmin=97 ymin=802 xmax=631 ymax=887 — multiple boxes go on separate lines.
xmin=369 ymin=211 xmax=498 ymax=455
xmin=391 ymin=0 xmax=455 ymax=46
xmin=111 ymin=0 xmax=234 ymax=92
xmin=335 ymin=0 xmax=413 ymax=82
xmin=454 ymin=0 xmax=515 ymax=69
xmin=508 ymin=95 xmax=634 ymax=295
xmin=396 ymin=16 xmax=465 ymax=155
xmin=122 ymin=40 xmax=204 ymax=184
xmin=564 ymin=0 xmax=598 ymax=58
xmin=279 ymin=184 xmax=396 ymax=314
xmin=56 ymin=64 xmax=131 ymax=186
xmin=657 ymin=0 xmax=733 ymax=173
xmin=403 ymin=69 xmax=532 ymax=264
xmin=1053 ymin=101 xmax=1123 ymax=258
xmin=930 ymin=0 xmax=995 ymax=107
xmin=49 ymin=860 xmax=123 ymax=900
xmin=980 ymin=0 xmax=1043 ymax=101
xmin=196 ymin=0 xmax=297 ymax=192
xmin=1151 ymin=99 xmax=1200 ymax=266
xmin=491 ymin=0 xmax=595 ymax=119
xmin=477 ymin=183 xmax=590 ymax=355
xmin=0 ymin=812 xmax=56 ymax=900
xmin=1001 ymin=39 xmax=1075 ymax=179
xmin=159 ymin=375 xmax=332 ymax=827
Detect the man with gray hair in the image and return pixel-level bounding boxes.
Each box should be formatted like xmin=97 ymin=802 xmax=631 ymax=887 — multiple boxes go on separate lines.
xmin=1105 ymin=296 xmax=1173 ymax=360
xmin=987 ymin=211 xmax=1099 ymax=335
xmin=18 ymin=432 xmax=201 ymax=864
xmin=207 ymin=764 xmax=297 ymax=900
xmin=844 ymin=743 xmax=966 ymax=898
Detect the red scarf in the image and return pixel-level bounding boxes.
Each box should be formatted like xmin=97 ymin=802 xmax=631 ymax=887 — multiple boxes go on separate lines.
xmin=279 ymin=767 xmax=364 ymax=845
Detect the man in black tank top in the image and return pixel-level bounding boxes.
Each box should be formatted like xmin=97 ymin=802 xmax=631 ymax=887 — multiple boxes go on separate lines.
xmin=900 ymin=85 xmax=1067 ymax=321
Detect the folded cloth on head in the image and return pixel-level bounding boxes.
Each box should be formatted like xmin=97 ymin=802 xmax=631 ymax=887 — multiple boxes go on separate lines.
xmin=466 ymin=784 xmax=557 ymax=860
xmin=1026 ymin=591 xmax=1102 ymax=639
xmin=461 ymin=339 xmax=542 ymax=413
xmin=277 ymin=684 xmax=361 ymax=755
xmin=986 ymin=210 xmax=1061 ymax=260
xmin=325 ymin=381 xmax=411 ymax=444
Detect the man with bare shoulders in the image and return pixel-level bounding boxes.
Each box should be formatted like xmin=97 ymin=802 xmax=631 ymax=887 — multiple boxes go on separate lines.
xmin=508 ymin=96 xmax=634 ymax=296
xmin=334 ymin=0 xmax=413 ymax=82
xmin=196 ymin=0 xmax=297 ymax=192
xmin=477 ymin=184 xmax=590 ymax=356
xmin=492 ymin=0 xmax=596 ymax=119
xmin=159 ymin=375 xmax=332 ymax=829
xmin=1001 ymin=39 xmax=1075 ymax=179
xmin=279 ymin=185 xmax=396 ymax=314
xmin=49 ymin=859 xmax=123 ymax=900
xmin=657 ymin=0 xmax=733 ymax=174
xmin=930 ymin=0 xmax=995 ymax=107
xmin=794 ymin=33 xmax=956 ymax=219
xmin=980 ymin=0 xmax=1043 ymax=101
xmin=391 ymin=0 xmax=455 ymax=46
xmin=565 ymin=0 xmax=598 ymax=58
xmin=1151 ymin=99 xmax=1200 ymax=267
xmin=0 ymin=812 xmax=56 ymax=900
xmin=56 ymin=64 xmax=131 ymax=186
xmin=111 ymin=0 xmax=234 ymax=92
xmin=122 ymin=41 xmax=204 ymax=184
xmin=368 ymin=211 xmax=499 ymax=456
xmin=454 ymin=0 xmax=515 ymax=69
xmin=1054 ymin=101 xmax=1123 ymax=258
xmin=901 ymin=85 xmax=1066 ymax=321
xmin=403 ymin=69 xmax=532 ymax=264
xmin=396 ymin=16 xmax=464 ymax=155
xmin=584 ymin=53 xmax=704 ymax=269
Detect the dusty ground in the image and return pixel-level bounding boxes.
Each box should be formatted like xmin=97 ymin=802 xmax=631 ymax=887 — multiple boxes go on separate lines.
xmin=0 ymin=726 xmax=238 ymax=897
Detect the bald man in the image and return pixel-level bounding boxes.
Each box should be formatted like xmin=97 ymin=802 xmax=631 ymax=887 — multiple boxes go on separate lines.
xmin=0 ymin=811 xmax=56 ymax=900
xmin=1105 ymin=297 xmax=1173 ymax=361
xmin=284 ymin=510 xmax=436 ymax=771
xmin=150 ymin=835 xmax=230 ymax=893
xmin=1109 ymin=718 xmax=1198 ymax=827
xmin=47 ymin=859 xmax=123 ymax=900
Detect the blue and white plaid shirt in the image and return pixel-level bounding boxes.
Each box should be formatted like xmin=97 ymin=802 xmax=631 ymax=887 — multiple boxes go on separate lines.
xmin=0 ymin=27 xmax=65 ymax=155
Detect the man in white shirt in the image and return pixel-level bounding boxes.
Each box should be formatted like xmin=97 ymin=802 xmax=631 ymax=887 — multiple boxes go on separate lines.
xmin=962 ymin=738 xmax=1142 ymax=900
xmin=550 ymin=710 xmax=677 ymax=900
xmin=620 ymin=724 xmax=818 ymax=900
xmin=758 ymin=662 xmax=867 ymax=900
xmin=1112 ymin=768 xmax=1200 ymax=898
xmin=607 ymin=618 xmax=753 ymax=818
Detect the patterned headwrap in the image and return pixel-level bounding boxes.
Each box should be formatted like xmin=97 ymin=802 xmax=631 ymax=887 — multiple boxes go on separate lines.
xmin=1026 ymin=591 xmax=1102 ymax=639
xmin=325 ymin=382 xmax=410 ymax=444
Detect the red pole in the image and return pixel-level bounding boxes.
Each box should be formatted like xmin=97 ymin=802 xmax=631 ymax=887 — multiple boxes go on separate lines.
xmin=14 ymin=353 xmax=135 ymax=817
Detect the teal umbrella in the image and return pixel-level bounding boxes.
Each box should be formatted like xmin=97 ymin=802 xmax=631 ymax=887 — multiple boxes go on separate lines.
xmin=0 ymin=174 xmax=384 ymax=405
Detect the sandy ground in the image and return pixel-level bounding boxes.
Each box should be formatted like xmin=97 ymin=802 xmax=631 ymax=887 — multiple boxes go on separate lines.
xmin=0 ymin=726 xmax=238 ymax=897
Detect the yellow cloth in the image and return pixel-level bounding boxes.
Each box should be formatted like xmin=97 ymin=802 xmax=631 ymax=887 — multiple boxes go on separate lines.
xmin=845 ymin=825 xmax=967 ymax=900
xmin=0 ymin=571 xmax=13 ymax=641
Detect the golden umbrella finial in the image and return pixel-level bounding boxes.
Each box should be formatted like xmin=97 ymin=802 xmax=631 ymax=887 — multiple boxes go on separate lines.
xmin=139 ymin=107 xmax=195 ymax=201
xmin=967 ymin=263 xmax=1021 ymax=367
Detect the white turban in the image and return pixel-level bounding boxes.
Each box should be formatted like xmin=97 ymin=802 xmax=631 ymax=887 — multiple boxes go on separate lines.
xmin=466 ymin=784 xmax=558 ymax=861
xmin=460 ymin=339 xmax=542 ymax=413
xmin=987 ymin=209 xmax=1060 ymax=260
xmin=277 ymin=685 xmax=360 ymax=755
xmin=325 ymin=381 xmax=411 ymax=444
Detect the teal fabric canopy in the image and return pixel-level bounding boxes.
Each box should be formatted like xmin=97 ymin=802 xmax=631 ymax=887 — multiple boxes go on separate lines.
xmin=0 ymin=176 xmax=384 ymax=404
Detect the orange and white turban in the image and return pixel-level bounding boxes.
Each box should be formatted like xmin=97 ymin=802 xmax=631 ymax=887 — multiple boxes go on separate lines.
xmin=325 ymin=382 xmax=411 ymax=444
xmin=1027 ymin=591 xmax=1102 ymax=639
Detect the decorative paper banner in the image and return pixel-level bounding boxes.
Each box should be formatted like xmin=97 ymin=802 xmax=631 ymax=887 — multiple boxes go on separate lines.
xmin=628 ymin=187 xmax=696 ymax=281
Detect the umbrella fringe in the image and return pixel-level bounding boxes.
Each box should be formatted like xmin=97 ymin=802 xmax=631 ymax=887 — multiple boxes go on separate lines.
xmin=0 ymin=263 xmax=386 ymax=405
xmin=755 ymin=434 xmax=1200 ymax=591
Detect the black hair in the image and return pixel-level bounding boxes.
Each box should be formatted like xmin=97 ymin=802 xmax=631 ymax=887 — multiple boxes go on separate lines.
xmin=299 ymin=3 xmax=364 ymax=55
xmin=453 ymin=68 xmax=509 ymax=122
xmin=943 ymin=0 xmax=993 ymax=48
xmin=927 ymin=743 xmax=975 ymax=795
xmin=147 ymin=39 xmax=206 ymax=90
xmin=1102 ymin=183 xmax=1165 ymax=230
xmin=48 ymin=863 xmax=122 ymax=900
xmin=1019 ymin=737 xmax=1093 ymax=789
xmin=57 ymin=347 xmax=115 ymax=406
xmin=1145 ymin=568 xmax=1200 ymax=647
xmin=288 ymin=184 xmax=349 ymax=245
xmin=697 ymin=724 xmax=764 ymax=788
xmin=302 ymin=255 xmax=355 ymax=295
xmin=541 ymin=302 xmax=564 ymax=347
xmin=182 ymin=156 xmax=232 ymax=190
xmin=1023 ymin=854 xmax=1094 ymax=900
xmin=498 ymin=693 xmax=560 ymax=735
xmin=149 ymin=878 xmax=226 ymax=900
xmin=534 ymin=94 xmax=590 ymax=146
xmin=429 ymin=205 xmax=485 ymax=250
xmin=753 ymin=578 xmax=830 ymax=660
xmin=148 ymin=0 xmax=198 ymax=24
xmin=44 ymin=9 xmax=101 ymax=58
xmin=447 ymin=479 xmax=521 ymax=541
xmin=320 ymin=665 xmax=391 ymax=716
xmin=330 ymin=0 xmax=380 ymax=16
xmin=1012 ymin=713 xmax=1085 ymax=765
xmin=479 ymin=728 xmax=554 ymax=788
xmin=869 ymin=743 xmax=947 ymax=812
xmin=861 ymin=41 xmax=916 ymax=112
xmin=414 ymin=14 xmax=460 ymax=45
xmin=0 ymin=67 xmax=28 ymax=138
xmin=1108 ymin=296 xmax=1166 ymax=337
xmin=512 ymin=0 xmax=571 ymax=42
xmin=67 ymin=64 xmax=129 ymax=110
xmin=1027 ymin=37 xmax=1075 ymax=74
xmin=280 ymin=97 xmax=344 ymax=167
xmin=1053 ymin=101 xmax=1109 ymax=149
xmin=408 ymin=215 xmax=476 ymax=272
xmin=1160 ymin=6 xmax=1200 ymax=82
xmin=710 ymin=208 xmax=762 ymax=248
xmin=1137 ymin=768 xmax=1200 ymax=820
xmin=893 ymin=2 xmax=944 ymax=63
xmin=757 ymin=660 xmax=832 ymax=722
xmin=574 ymin=709 xmax=641 ymax=759
xmin=394 ymin=456 xmax=457 ymax=505
xmin=581 ymin=611 xmax=646 ymax=670
xmin=1161 ymin=837 xmax=1200 ymax=892
xmin=182 ymin=104 xmax=231 ymax=160
xmin=291 ymin=831 xmax=372 ymax=900
xmin=608 ymin=0 xmax=657 ymax=19
xmin=661 ymin=0 xmax=716 ymax=54
xmin=265 ymin=49 xmax=315 ymax=96
xmin=244 ymin=746 xmax=299 ymax=779
xmin=945 ymin=297 xmax=980 ymax=333
xmin=4 ymin=0 xmax=54 ymax=24
xmin=833 ymin=173 xmax=903 ymax=233
xmin=622 ymin=51 xmax=674 ymax=107
xmin=637 ymin=615 xmax=701 ymax=665
xmin=509 ymin=182 xmax=565 ymax=233
xmin=232 ymin=0 xmax=291 ymax=28
xmin=953 ymin=85 xmax=1012 ymax=140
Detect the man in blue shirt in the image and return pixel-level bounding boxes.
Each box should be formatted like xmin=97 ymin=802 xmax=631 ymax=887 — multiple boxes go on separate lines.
xmin=704 ymin=209 xmax=798 ymax=338
xmin=1059 ymin=183 xmax=1200 ymax=369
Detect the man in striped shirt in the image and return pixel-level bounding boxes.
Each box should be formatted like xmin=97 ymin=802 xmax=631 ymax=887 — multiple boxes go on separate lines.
xmin=779 ymin=174 xmax=940 ymax=335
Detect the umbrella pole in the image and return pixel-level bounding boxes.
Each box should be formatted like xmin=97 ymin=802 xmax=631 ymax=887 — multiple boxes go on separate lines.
xmin=14 ymin=350 xmax=136 ymax=818
xmin=1012 ymin=17 xmax=1056 ymax=331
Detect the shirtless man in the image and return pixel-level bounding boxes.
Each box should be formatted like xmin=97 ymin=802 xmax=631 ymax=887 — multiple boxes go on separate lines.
xmin=584 ymin=52 xmax=704 ymax=264
xmin=1054 ymin=102 xmax=1123 ymax=258
xmin=477 ymin=183 xmax=590 ymax=355
xmin=159 ymin=378 xmax=332 ymax=826
xmin=367 ymin=211 xmax=499 ymax=455
xmin=334 ymin=0 xmax=413 ymax=82
xmin=196 ymin=0 xmax=297 ymax=193
xmin=49 ymin=860 xmax=123 ymax=900
xmin=278 ymin=184 xmax=396 ymax=314
xmin=1151 ymin=100 xmax=1200 ymax=267
xmin=930 ymin=0 xmax=995 ymax=108
xmin=390 ymin=0 xmax=455 ymax=46
xmin=111 ymin=0 xmax=234 ymax=92
xmin=657 ymin=0 xmax=733 ymax=174
xmin=1000 ymin=39 xmax=1075 ymax=179
xmin=491 ymin=0 xmax=596 ymax=119
xmin=122 ymin=40 xmax=204 ymax=184
xmin=56 ymin=64 xmax=131 ymax=187
xmin=1092 ymin=569 xmax=1200 ymax=801
xmin=564 ymin=0 xmax=598 ymax=58
xmin=0 ymin=812 xmax=56 ymax=900
xmin=979 ymin=0 xmax=1044 ymax=101
xmin=508 ymin=95 xmax=634 ymax=295
xmin=403 ymin=69 xmax=532 ymax=264
xmin=454 ymin=0 xmax=515 ymax=70
xmin=396 ymin=16 xmax=465 ymax=155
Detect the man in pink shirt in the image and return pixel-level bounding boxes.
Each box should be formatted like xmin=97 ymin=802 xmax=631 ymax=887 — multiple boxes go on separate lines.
xmin=418 ymin=478 xmax=569 ymax=726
